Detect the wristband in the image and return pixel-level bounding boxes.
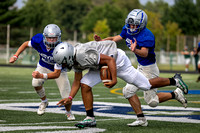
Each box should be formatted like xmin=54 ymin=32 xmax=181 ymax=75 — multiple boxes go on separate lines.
xmin=68 ymin=96 xmax=73 ymax=100
xmin=13 ymin=55 xmax=18 ymax=59
xmin=43 ymin=73 xmax=48 ymax=79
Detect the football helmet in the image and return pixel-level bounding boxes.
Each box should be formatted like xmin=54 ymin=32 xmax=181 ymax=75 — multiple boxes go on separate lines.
xmin=43 ymin=24 xmax=61 ymax=49
xmin=125 ymin=9 xmax=148 ymax=35
xmin=53 ymin=42 xmax=74 ymax=71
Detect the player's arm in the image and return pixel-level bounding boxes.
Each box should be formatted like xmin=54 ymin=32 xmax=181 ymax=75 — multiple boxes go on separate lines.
xmin=9 ymin=41 xmax=29 ymax=63
xmin=32 ymin=63 xmax=62 ymax=79
xmin=99 ymin=54 xmax=117 ymax=88
xmin=57 ymin=72 xmax=82 ymax=106
xmin=32 ymin=69 xmax=61 ymax=79
xmin=94 ymin=34 xmax=123 ymax=42
xmin=130 ymin=39 xmax=148 ymax=57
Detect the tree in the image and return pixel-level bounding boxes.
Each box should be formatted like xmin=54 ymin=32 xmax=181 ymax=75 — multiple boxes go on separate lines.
xmin=164 ymin=21 xmax=182 ymax=51
xmin=50 ymin=0 xmax=92 ymax=41
xmin=0 ymin=0 xmax=17 ymax=25
xmin=87 ymin=19 xmax=110 ymax=41
xmin=81 ymin=3 xmax=125 ymax=34
xmin=114 ymin=0 xmax=141 ymax=13
xmin=143 ymin=0 xmax=170 ymax=25
xmin=169 ymin=0 xmax=200 ymax=35
xmin=51 ymin=0 xmax=92 ymax=31
xmin=16 ymin=0 xmax=53 ymax=28
xmin=145 ymin=10 xmax=164 ymax=51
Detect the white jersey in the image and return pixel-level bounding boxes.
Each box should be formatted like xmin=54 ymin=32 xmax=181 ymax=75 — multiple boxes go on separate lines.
xmin=73 ymin=41 xmax=118 ymax=72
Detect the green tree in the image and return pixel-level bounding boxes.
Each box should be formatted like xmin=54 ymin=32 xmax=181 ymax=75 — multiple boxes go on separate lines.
xmin=87 ymin=19 xmax=110 ymax=41
xmin=164 ymin=21 xmax=182 ymax=51
xmin=145 ymin=10 xmax=164 ymax=51
xmin=0 ymin=0 xmax=17 ymax=25
xmin=50 ymin=0 xmax=92 ymax=40
xmin=16 ymin=0 xmax=52 ymax=28
xmin=114 ymin=0 xmax=141 ymax=13
xmin=81 ymin=3 xmax=125 ymax=34
xmin=169 ymin=0 xmax=200 ymax=35
xmin=143 ymin=0 xmax=170 ymax=25
xmin=52 ymin=0 xmax=92 ymax=31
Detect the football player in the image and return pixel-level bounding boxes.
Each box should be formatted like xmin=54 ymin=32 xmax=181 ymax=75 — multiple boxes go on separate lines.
xmin=197 ymin=41 xmax=200 ymax=82
xmin=35 ymin=41 xmax=188 ymax=128
xmin=94 ymin=9 xmax=188 ymax=126
xmin=9 ymin=24 xmax=75 ymax=120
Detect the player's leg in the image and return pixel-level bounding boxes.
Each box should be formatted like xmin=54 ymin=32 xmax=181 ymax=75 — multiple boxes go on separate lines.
xmin=197 ymin=60 xmax=200 ymax=82
xmin=123 ymin=84 xmax=148 ymax=127
xmin=32 ymin=66 xmax=49 ymax=115
xmin=118 ymin=55 xmax=149 ymax=127
xmin=55 ymin=71 xmax=75 ymax=120
xmin=75 ymin=70 xmax=101 ymax=128
xmin=149 ymin=73 xmax=188 ymax=94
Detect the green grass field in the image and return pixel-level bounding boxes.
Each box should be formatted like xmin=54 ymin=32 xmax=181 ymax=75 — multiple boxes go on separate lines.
xmin=0 ymin=66 xmax=200 ymax=133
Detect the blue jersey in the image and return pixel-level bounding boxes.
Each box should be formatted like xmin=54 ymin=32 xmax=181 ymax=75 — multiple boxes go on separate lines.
xmin=120 ymin=26 xmax=156 ymax=66
xmin=31 ymin=33 xmax=55 ymax=71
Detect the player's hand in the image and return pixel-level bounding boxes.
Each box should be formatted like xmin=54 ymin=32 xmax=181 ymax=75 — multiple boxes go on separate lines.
xmin=9 ymin=56 xmax=17 ymax=63
xmin=94 ymin=34 xmax=102 ymax=41
xmin=32 ymin=71 xmax=42 ymax=78
xmin=131 ymin=39 xmax=137 ymax=52
xmin=104 ymin=79 xmax=117 ymax=88
xmin=57 ymin=98 xmax=72 ymax=107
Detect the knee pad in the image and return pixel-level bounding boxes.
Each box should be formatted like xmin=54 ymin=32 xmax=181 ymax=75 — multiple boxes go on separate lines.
xmin=144 ymin=94 xmax=159 ymax=107
xmin=147 ymin=99 xmax=159 ymax=107
xmin=32 ymin=78 xmax=44 ymax=87
xmin=123 ymin=84 xmax=139 ymax=99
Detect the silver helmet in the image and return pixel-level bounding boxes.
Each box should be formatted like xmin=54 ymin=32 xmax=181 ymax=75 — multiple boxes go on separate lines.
xmin=53 ymin=42 xmax=74 ymax=71
xmin=43 ymin=24 xmax=61 ymax=49
xmin=125 ymin=9 xmax=148 ymax=35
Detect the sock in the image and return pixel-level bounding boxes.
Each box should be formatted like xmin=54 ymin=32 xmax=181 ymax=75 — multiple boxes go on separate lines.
xmin=137 ymin=113 xmax=144 ymax=118
xmin=171 ymin=92 xmax=175 ymax=99
xmin=42 ymin=99 xmax=48 ymax=103
xmin=86 ymin=108 xmax=94 ymax=117
xmin=169 ymin=78 xmax=176 ymax=85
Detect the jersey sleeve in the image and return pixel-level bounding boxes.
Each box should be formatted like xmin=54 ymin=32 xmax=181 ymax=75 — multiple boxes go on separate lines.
xmin=31 ymin=33 xmax=44 ymax=49
xmin=28 ymin=41 xmax=32 ymax=47
xmin=119 ymin=26 xmax=127 ymax=39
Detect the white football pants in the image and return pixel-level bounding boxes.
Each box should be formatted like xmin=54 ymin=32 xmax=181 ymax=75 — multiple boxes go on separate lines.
xmin=32 ymin=64 xmax=71 ymax=99
xmin=81 ymin=49 xmax=151 ymax=93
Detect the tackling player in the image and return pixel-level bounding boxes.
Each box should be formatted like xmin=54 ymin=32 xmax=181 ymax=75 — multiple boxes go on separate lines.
xmin=35 ymin=41 xmax=188 ymax=128
xmin=9 ymin=24 xmax=75 ymax=120
xmin=94 ymin=9 xmax=188 ymax=126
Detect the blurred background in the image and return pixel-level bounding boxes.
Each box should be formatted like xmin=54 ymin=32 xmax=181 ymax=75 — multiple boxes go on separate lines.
xmin=0 ymin=0 xmax=200 ymax=71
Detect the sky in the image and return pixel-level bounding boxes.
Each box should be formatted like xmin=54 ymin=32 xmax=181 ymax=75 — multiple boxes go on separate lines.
xmin=14 ymin=0 xmax=175 ymax=9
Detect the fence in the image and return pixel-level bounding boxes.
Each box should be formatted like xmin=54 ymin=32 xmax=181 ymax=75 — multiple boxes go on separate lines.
xmin=0 ymin=25 xmax=200 ymax=71
xmin=0 ymin=47 xmax=199 ymax=71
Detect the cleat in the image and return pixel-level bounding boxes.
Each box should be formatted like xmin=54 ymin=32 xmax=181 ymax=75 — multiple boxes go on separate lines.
xmin=174 ymin=73 xmax=188 ymax=94
xmin=75 ymin=116 xmax=96 ymax=128
xmin=174 ymin=88 xmax=187 ymax=108
xmin=37 ymin=101 xmax=48 ymax=115
xmin=127 ymin=117 xmax=148 ymax=127
xmin=66 ymin=111 xmax=75 ymax=120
